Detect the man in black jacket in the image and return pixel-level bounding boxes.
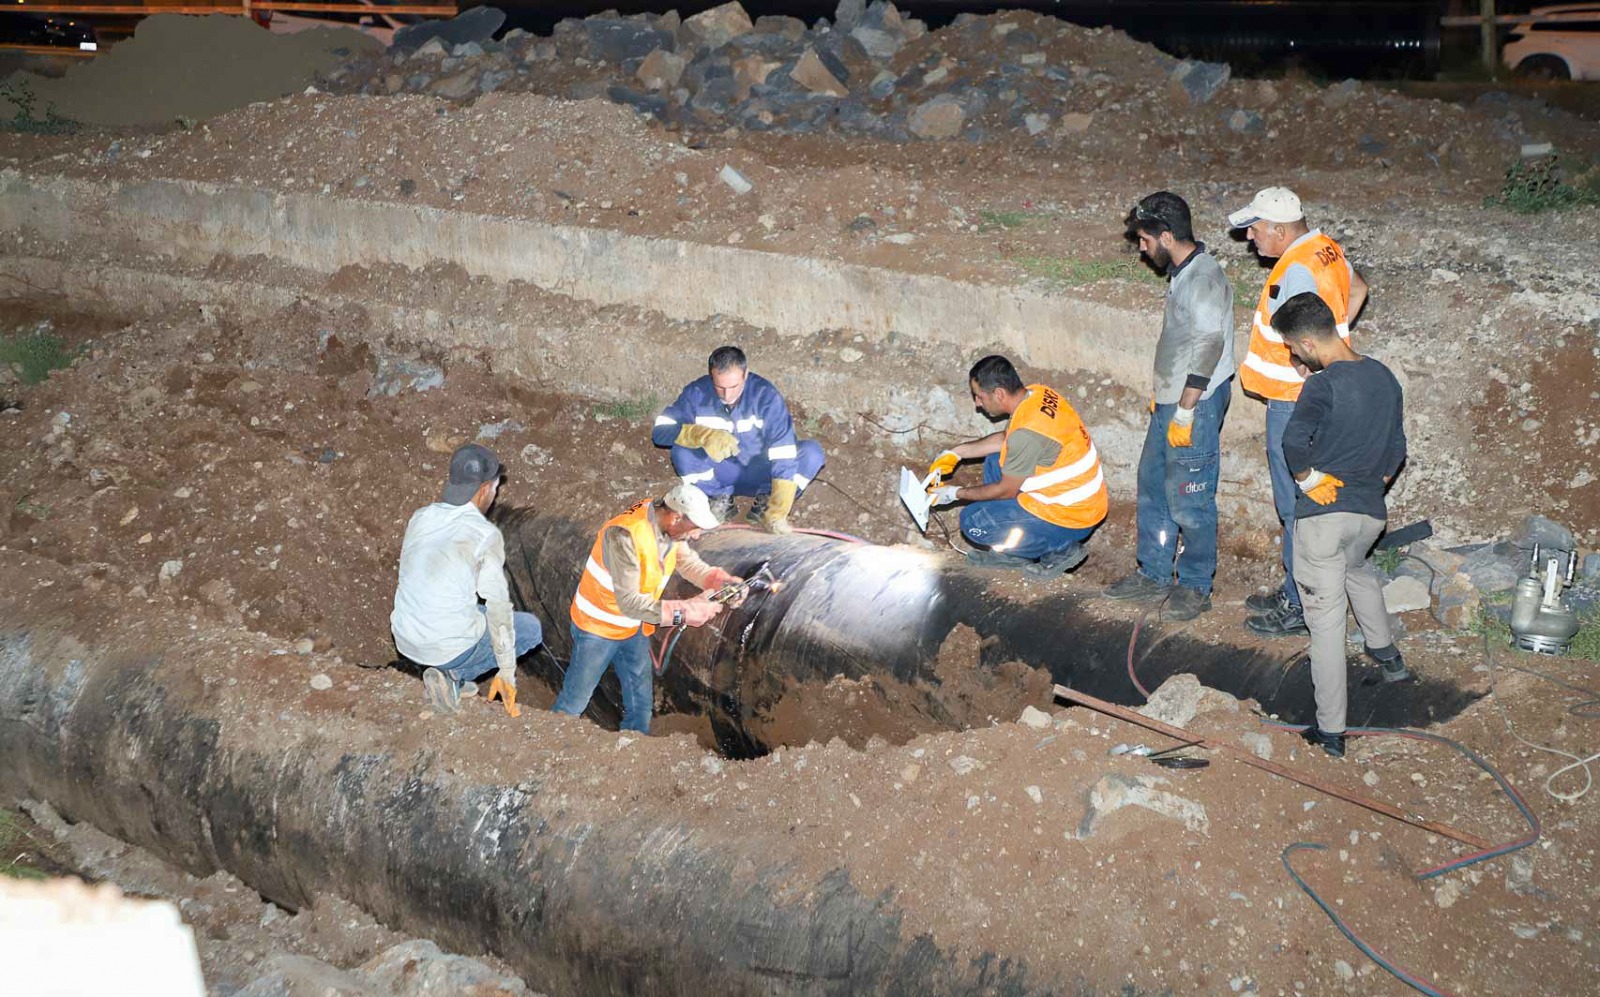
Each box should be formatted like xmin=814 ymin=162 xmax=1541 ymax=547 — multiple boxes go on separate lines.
xmin=1274 ymin=294 xmax=1412 ymax=758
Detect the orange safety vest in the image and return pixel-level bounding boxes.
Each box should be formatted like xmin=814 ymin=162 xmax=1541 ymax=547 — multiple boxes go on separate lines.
xmin=1239 ymin=231 xmax=1353 ymax=402
xmin=569 ymin=501 xmax=678 ymax=640
xmin=1002 ymin=384 xmax=1108 ymax=531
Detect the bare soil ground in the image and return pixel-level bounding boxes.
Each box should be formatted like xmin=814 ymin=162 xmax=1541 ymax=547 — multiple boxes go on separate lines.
xmin=2 ymin=294 xmax=1597 ymax=994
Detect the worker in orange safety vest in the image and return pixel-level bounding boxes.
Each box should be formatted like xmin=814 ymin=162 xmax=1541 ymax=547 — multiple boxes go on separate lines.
xmin=554 ymin=482 xmax=740 ymax=733
xmin=1228 ymin=186 xmax=1369 ymax=640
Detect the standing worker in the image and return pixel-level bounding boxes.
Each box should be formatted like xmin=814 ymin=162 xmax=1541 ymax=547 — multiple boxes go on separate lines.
xmin=391 ymin=444 xmax=542 ymax=717
xmin=1273 ymin=293 xmax=1411 ymax=758
xmin=652 ymin=346 xmax=825 ymax=535
xmin=555 ymin=482 xmax=741 ymax=734
xmin=926 ymin=355 xmax=1107 ymax=576
xmin=1102 ymin=192 xmax=1235 ymax=621
xmin=1229 ymin=186 xmax=1369 ymax=638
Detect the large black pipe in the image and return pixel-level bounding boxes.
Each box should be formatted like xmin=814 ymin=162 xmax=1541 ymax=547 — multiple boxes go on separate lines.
xmin=496 ymin=509 xmax=1479 ymax=756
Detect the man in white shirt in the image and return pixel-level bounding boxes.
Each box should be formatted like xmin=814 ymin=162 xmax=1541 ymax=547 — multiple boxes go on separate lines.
xmin=391 ymin=443 xmax=542 ymax=717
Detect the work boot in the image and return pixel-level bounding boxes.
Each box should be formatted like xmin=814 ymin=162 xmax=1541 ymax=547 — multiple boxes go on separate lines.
xmin=1102 ymin=570 xmax=1168 ymax=603
xmin=1364 ymin=644 xmax=1413 ymax=683
xmin=965 ymin=548 xmax=1031 ymax=571
xmin=743 ymin=493 xmax=767 ymax=526
xmin=460 ymin=681 xmax=479 ymax=698
xmin=1300 ymin=726 xmax=1346 ymax=759
xmin=422 ymin=667 xmax=461 ymax=714
xmin=706 ymin=494 xmax=736 ymax=525
xmin=1025 ymin=543 xmax=1089 ymax=578
xmin=1246 ymin=587 xmax=1292 ymax=614
xmin=1246 ymin=603 xmax=1309 ymax=637
xmin=1161 ymin=586 xmax=1212 ymax=622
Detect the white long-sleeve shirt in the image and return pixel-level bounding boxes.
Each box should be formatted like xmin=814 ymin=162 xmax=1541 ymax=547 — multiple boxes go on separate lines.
xmin=390 ymin=502 xmax=516 ymax=677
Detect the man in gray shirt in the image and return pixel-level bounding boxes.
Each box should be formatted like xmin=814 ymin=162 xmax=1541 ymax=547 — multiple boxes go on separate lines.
xmin=1103 ymin=192 xmax=1236 ymax=620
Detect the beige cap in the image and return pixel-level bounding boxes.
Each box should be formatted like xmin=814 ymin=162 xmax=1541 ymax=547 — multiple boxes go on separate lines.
xmin=1228 ymin=186 xmax=1304 ymax=228
xmin=664 ymin=481 xmax=721 ymax=530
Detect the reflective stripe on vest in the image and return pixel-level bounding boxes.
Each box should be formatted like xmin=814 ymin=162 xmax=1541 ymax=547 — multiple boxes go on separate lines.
xmin=1001 ymin=384 xmax=1109 ymax=530
xmin=569 ymin=502 xmax=679 ymax=640
xmin=1239 ymin=231 xmax=1353 ymax=402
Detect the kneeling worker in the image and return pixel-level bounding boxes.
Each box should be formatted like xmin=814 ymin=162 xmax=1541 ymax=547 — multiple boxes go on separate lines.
xmin=555 ymin=482 xmax=741 ymax=734
xmin=652 ymin=345 xmax=824 ymax=534
xmin=927 ymin=355 xmax=1108 ymax=575
xmin=391 ymin=444 xmax=542 ymax=717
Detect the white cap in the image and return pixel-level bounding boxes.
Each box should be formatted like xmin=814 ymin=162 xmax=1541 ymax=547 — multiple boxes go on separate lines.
xmin=663 ymin=481 xmax=721 ymax=530
xmin=1227 ymin=186 xmax=1304 ymax=228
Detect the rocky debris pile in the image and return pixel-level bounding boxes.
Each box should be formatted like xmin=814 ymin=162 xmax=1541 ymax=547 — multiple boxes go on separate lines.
xmin=338 ymin=1 xmax=1552 ymax=170
xmin=1375 ymin=514 xmax=1599 ymax=630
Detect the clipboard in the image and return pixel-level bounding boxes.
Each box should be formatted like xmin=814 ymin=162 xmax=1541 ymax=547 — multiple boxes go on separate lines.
xmin=899 ymin=466 xmax=938 ymax=532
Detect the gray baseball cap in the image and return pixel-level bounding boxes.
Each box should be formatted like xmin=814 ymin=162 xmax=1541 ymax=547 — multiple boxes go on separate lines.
xmin=442 ymin=443 xmax=501 ymax=505
xmin=663 ymin=481 xmax=721 ymax=530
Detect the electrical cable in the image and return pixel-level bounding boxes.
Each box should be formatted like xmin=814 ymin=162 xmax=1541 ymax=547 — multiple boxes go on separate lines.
xmin=1125 ymin=590 xmax=1172 ymax=701
xmin=1281 ymin=843 xmax=1458 ymax=997
xmin=1481 ymin=631 xmax=1599 ymax=804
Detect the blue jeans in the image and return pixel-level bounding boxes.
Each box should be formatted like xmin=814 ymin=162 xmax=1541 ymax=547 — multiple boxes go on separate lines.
xmin=434 ymin=608 xmax=544 ymax=684
xmin=958 ymin=453 xmax=1097 ymax=560
xmin=552 ymin=622 xmax=654 ymax=734
xmin=670 ymin=439 xmax=826 ymax=495
xmin=1135 ymin=381 xmax=1230 ymax=595
xmin=1266 ymin=398 xmax=1301 ymax=609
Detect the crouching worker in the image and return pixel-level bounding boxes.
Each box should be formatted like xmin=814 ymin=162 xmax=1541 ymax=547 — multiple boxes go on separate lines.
xmin=1276 ymin=294 xmax=1412 ymax=759
xmin=555 ymin=482 xmax=741 ymax=734
xmin=927 ymin=355 xmax=1108 ymax=577
xmin=391 ymin=444 xmax=543 ymax=718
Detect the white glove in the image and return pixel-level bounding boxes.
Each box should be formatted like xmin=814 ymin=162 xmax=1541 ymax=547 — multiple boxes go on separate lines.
xmin=1170 ymin=406 xmax=1195 ymax=427
xmin=929 ymin=484 xmax=961 ymax=507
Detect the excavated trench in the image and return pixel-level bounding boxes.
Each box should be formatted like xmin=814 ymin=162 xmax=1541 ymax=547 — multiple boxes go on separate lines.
xmin=495 ymin=508 xmax=1481 ymax=758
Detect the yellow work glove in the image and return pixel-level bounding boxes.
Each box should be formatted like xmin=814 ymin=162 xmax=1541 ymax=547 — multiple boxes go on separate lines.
xmin=487 ymin=674 xmax=520 ymax=718
xmin=1299 ymin=469 xmax=1344 ymax=506
xmin=675 ymin=424 xmax=739 ymax=462
xmin=1147 ymin=397 xmax=1156 ymax=415
xmin=1167 ymin=406 xmax=1194 ymax=448
xmin=762 ymin=479 xmax=797 ymax=534
xmin=927 ymin=450 xmax=960 ymax=483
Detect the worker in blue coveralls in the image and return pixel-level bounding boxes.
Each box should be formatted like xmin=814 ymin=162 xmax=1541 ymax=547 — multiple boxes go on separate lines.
xmin=651 ymin=346 xmax=825 ymax=534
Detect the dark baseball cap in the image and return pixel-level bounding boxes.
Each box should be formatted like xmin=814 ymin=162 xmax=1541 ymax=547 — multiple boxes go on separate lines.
xmin=442 ymin=443 xmax=502 ymax=505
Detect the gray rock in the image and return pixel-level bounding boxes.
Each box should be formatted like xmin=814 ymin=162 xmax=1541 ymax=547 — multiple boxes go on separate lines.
xmin=428 ymin=73 xmax=478 ymax=100
xmin=408 ymin=37 xmax=447 ymax=61
xmin=439 ymin=56 xmax=463 ymax=73
xmin=1239 ymin=732 xmax=1273 ymax=761
xmin=585 ymin=18 xmax=673 ymax=67
xmin=683 ymin=52 xmax=734 ymax=95
xmin=404 ymin=73 xmax=432 ymax=91
xmin=479 ymin=69 xmax=514 ymax=93
xmin=1382 ymin=575 xmax=1431 ymax=614
xmin=1584 ymin=553 xmax=1600 ymax=584
xmin=833 ymin=0 xmax=866 ymax=31
xmin=236 ymin=954 xmax=373 ymax=997
xmin=753 ymin=15 xmax=807 ymax=39
xmin=851 ymin=26 xmax=904 ymax=61
xmin=1227 ymin=109 xmax=1264 ymax=134
xmin=867 ymin=70 xmax=897 ymax=99
xmin=451 ymin=41 xmax=484 ymax=59
xmin=1464 ymin=557 xmax=1522 ymax=594
xmin=1023 ymin=112 xmax=1049 ymax=136
xmin=309 ymin=673 xmax=333 ymax=692
xmin=1019 ymin=705 xmax=1052 ymax=730
xmin=1357 ymin=133 xmax=1389 ymax=156
xmin=908 ymin=94 xmax=965 ymax=139
xmin=369 ymin=357 xmax=445 ymax=397
xmin=1515 ymin=514 xmax=1577 ymax=555
xmin=1433 ymin=572 xmax=1480 ymax=630
xmin=608 ymin=84 xmax=669 ymax=118
xmin=357 ymin=939 xmax=531 ymax=995
xmin=392 ymin=6 xmax=505 ymax=54
xmin=1170 ymin=59 xmax=1230 ymax=105
xmin=1323 ymin=77 xmax=1361 ymax=108
xmin=682 ymin=1 xmax=754 ymax=50
xmin=1074 ymin=773 xmax=1209 ymax=839
xmin=1137 ymin=674 xmax=1239 ymax=728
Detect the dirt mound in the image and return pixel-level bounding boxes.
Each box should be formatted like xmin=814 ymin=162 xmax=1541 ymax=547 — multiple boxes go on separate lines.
xmin=2 ymin=14 xmax=380 ymax=127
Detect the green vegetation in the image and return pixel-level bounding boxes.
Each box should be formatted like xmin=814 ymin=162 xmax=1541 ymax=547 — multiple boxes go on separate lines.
xmin=1484 ymin=153 xmax=1600 ymax=214
xmin=0 ymin=808 xmax=48 ymax=881
xmin=14 ymin=497 xmax=51 ymax=520
xmin=0 ymin=326 xmax=78 ymax=385
xmin=1013 ymin=254 xmax=1163 ymax=288
xmin=978 ymin=209 xmax=1047 ymax=232
xmin=0 ymin=80 xmax=79 ymax=136
xmin=1372 ymin=547 xmax=1403 ymax=576
xmin=1474 ymin=607 xmax=1600 ymax=663
xmin=594 ymin=393 xmax=660 ymax=423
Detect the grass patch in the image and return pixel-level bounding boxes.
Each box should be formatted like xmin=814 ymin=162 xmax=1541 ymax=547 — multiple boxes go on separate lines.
xmin=0 ymin=80 xmax=79 ymax=136
xmin=978 ymin=209 xmax=1046 ymax=232
xmin=0 ymin=808 xmax=49 ymax=881
xmin=1484 ymin=153 xmax=1600 ymax=213
xmin=1473 ymin=606 xmax=1600 ymax=662
xmin=593 ymin=393 xmax=660 ymax=423
xmin=0 ymin=327 xmax=78 ymax=385
xmin=1372 ymin=547 xmax=1403 ymax=576
xmin=1014 ymin=255 xmax=1162 ymax=287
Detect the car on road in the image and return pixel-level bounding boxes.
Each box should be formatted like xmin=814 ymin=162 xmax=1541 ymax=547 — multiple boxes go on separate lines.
xmin=0 ymin=12 xmax=97 ymax=51
xmin=1503 ymin=4 xmax=1600 ymax=80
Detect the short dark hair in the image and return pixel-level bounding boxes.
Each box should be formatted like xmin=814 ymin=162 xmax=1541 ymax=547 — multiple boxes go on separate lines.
xmin=1127 ymin=191 xmax=1194 ymax=243
xmin=968 ymin=354 xmax=1025 ymax=393
xmin=1271 ymin=293 xmax=1339 ymax=341
xmin=708 ymin=346 xmax=747 ymax=373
